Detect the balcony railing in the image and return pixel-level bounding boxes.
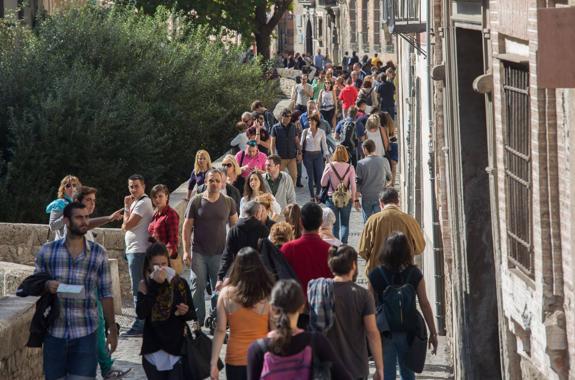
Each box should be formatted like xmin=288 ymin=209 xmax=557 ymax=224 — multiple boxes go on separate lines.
xmin=383 ymin=0 xmax=426 ymax=34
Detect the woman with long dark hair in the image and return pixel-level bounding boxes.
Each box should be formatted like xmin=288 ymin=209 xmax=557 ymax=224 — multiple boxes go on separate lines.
xmin=239 ymin=171 xmax=281 ymax=217
xmin=210 ymin=247 xmax=274 ymax=380
xmin=368 ymin=232 xmax=438 ymax=380
xmin=136 ymin=243 xmax=195 ymax=380
xmin=282 ymin=203 xmax=303 ymax=239
xmin=247 ymin=280 xmax=351 ymax=380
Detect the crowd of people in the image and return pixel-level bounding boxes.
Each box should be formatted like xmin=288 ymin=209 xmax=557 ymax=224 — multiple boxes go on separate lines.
xmin=24 ymin=59 xmax=439 ymax=380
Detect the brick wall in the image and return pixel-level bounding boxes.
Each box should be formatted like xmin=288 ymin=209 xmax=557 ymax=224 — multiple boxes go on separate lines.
xmin=489 ymin=0 xmax=575 ymax=378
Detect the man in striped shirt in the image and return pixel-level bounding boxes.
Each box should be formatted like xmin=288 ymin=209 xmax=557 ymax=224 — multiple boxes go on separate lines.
xmin=35 ymin=202 xmax=117 ymax=380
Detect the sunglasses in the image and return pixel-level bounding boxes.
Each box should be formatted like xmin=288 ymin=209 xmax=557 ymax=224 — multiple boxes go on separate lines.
xmin=282 ymin=114 xmax=292 ymax=118
xmin=222 ymin=163 xmax=233 ymax=168
xmin=65 ymin=183 xmax=77 ymax=189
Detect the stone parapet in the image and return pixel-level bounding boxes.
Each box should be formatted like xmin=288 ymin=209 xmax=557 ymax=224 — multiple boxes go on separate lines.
xmin=0 ymin=262 xmax=35 ymax=297
xmin=0 ymin=296 xmax=43 ymax=380
xmin=0 ymin=223 xmax=128 ymax=305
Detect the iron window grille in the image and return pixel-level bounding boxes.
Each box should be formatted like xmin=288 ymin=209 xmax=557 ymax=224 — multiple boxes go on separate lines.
xmin=502 ymin=61 xmax=532 ymax=276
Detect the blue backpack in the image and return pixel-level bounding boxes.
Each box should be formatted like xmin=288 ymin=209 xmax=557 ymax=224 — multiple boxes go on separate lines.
xmin=375 ymin=267 xmax=418 ymax=334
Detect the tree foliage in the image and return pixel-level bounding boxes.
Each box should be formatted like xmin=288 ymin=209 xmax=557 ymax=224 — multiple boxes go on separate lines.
xmin=133 ymin=0 xmax=294 ymax=58
xmin=0 ymin=4 xmax=279 ymax=223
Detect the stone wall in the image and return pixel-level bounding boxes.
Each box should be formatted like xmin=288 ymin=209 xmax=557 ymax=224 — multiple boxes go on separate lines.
xmin=0 ymin=295 xmax=43 ymax=380
xmin=0 ymin=223 xmax=130 ymax=303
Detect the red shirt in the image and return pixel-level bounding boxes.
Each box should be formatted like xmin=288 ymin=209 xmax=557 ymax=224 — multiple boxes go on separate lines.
xmin=147 ymin=206 xmax=180 ymax=256
xmin=339 ymin=85 xmax=359 ymax=110
xmin=280 ymin=233 xmax=333 ymax=297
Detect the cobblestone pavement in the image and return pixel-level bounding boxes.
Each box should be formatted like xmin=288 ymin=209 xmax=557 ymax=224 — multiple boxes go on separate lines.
xmin=104 ymin=161 xmax=453 ymax=379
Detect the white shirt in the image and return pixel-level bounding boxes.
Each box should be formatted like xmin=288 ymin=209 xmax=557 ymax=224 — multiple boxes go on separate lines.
xmin=302 ymin=128 xmax=329 ymax=155
xmin=124 ymin=195 xmax=154 ymax=253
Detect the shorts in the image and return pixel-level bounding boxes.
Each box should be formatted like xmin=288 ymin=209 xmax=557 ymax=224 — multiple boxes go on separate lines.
xmin=389 ymin=142 xmax=399 ymax=162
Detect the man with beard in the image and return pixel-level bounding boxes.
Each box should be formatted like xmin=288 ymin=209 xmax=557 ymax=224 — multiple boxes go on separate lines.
xmin=35 ymin=202 xmax=117 ymax=380
xmin=182 ymin=169 xmax=238 ymax=326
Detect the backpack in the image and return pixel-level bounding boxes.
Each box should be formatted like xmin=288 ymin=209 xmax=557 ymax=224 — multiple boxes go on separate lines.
xmin=357 ymin=88 xmax=374 ymax=106
xmin=375 ymin=267 xmax=418 ymax=334
xmin=329 ymin=163 xmax=351 ymax=208
xmin=257 ymin=339 xmax=312 ymax=380
xmin=340 ymin=120 xmax=356 ymax=151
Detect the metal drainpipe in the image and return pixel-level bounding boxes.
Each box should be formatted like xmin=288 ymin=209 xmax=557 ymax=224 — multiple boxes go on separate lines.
xmin=427 ymin=0 xmax=446 ymax=335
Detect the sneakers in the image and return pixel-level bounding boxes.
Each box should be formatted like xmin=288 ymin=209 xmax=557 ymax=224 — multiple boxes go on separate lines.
xmin=120 ymin=328 xmax=143 ymax=337
xmin=103 ymin=367 xmax=132 ymax=379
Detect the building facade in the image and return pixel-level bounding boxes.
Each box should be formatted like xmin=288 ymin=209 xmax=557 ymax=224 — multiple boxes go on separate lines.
xmin=275 ymin=0 xmax=394 ymax=66
xmin=392 ymin=0 xmax=575 ymax=378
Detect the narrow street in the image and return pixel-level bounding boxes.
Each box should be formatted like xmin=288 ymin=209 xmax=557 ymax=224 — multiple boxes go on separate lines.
xmin=104 ymin=147 xmax=453 ymax=379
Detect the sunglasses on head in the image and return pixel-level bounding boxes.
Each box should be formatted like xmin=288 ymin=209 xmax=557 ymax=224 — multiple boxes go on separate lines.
xmin=247 ymin=140 xmax=258 ymax=147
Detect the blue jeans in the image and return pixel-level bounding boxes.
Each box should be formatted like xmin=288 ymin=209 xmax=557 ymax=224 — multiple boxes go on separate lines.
xmin=191 ymin=253 xmax=221 ymax=324
xmin=326 ymin=199 xmax=352 ymax=244
xmin=44 ymin=332 xmax=98 ymax=380
xmin=303 ymin=151 xmax=325 ymax=198
xmin=126 ymin=251 xmax=146 ymax=331
xmin=361 ymin=199 xmax=381 ymax=222
xmin=383 ymin=333 xmax=415 ymax=380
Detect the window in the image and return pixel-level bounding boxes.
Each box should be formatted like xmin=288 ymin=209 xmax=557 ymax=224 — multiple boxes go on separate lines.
xmin=349 ymin=0 xmax=357 ymax=44
xmin=373 ymin=0 xmax=381 ymax=45
xmin=362 ymin=0 xmax=369 ymax=45
xmin=503 ymin=61 xmax=532 ymax=276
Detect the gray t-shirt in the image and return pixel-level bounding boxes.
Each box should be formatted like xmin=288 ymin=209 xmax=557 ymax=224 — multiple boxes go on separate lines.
xmin=356 ymin=155 xmax=391 ymax=202
xmin=326 ymin=281 xmax=375 ymax=379
xmin=185 ymin=194 xmax=236 ymax=256
xmin=124 ymin=195 xmax=154 ymax=254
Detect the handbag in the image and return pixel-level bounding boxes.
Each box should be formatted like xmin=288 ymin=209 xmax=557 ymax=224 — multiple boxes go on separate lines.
xmin=181 ymin=325 xmax=223 ymax=380
xmin=311 ymin=333 xmax=332 ymax=380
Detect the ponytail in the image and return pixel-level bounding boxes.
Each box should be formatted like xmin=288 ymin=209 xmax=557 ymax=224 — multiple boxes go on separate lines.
xmin=269 ymin=308 xmax=292 ymax=354
xmin=268 ymin=280 xmax=306 ymax=354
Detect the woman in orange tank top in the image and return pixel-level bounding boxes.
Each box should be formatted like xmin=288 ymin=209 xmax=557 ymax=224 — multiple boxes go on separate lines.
xmin=210 ymin=247 xmax=274 ymax=380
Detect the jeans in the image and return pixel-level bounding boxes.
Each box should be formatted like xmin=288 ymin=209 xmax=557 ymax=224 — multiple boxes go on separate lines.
xmin=143 ymin=357 xmax=184 ymax=380
xmin=303 ymin=151 xmax=325 ymax=198
xmin=97 ymin=300 xmax=114 ymax=375
xmin=326 ymin=199 xmax=352 ymax=244
xmin=320 ymin=108 xmax=335 ymax=129
xmin=361 ymin=199 xmax=381 ymax=222
xmin=191 ymin=253 xmax=221 ymax=324
xmin=44 ymin=332 xmax=98 ymax=380
xmin=126 ymin=251 xmax=146 ymax=331
xmin=383 ymin=333 xmax=415 ymax=380
xmin=225 ymin=364 xmax=247 ymax=380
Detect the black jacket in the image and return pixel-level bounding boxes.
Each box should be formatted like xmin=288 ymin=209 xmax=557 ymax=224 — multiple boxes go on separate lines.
xmin=17 ymin=272 xmax=59 ymax=347
xmin=217 ymin=217 xmax=269 ymax=280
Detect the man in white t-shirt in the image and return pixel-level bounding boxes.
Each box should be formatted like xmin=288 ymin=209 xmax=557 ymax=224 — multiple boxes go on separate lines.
xmin=121 ymin=174 xmax=154 ymax=336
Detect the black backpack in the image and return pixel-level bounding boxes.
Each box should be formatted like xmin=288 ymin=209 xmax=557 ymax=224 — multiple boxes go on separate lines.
xmin=375 ymin=267 xmax=418 ymax=334
xmin=341 ymin=120 xmax=357 ymax=151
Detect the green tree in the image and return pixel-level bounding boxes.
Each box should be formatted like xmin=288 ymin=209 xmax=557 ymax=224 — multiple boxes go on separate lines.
xmin=0 ymin=5 xmax=279 ymax=223
xmin=134 ymin=0 xmax=294 ymax=59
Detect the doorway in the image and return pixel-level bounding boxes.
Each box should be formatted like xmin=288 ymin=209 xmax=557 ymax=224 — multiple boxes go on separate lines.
xmin=306 ymin=19 xmax=313 ymax=56
xmin=455 ymin=27 xmax=501 ymax=379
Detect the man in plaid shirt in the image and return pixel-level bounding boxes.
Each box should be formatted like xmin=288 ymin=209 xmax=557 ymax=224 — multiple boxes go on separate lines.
xmin=35 ymin=202 xmax=117 ymax=380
